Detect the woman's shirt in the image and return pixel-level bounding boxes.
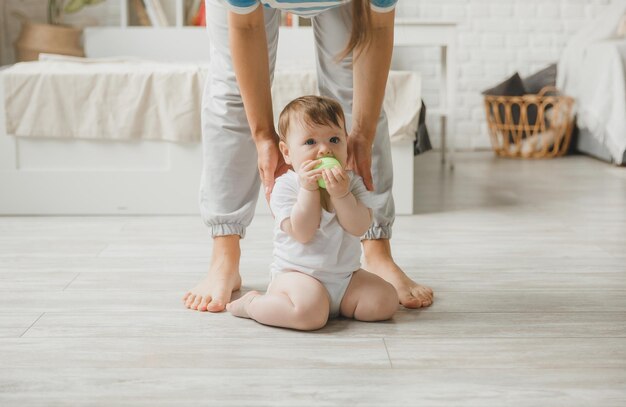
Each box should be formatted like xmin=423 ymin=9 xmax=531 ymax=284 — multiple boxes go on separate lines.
xmin=223 ymin=0 xmax=398 ymax=17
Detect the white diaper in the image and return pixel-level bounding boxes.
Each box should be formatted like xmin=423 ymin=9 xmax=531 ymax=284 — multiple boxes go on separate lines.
xmin=269 ymin=269 xmax=354 ymax=318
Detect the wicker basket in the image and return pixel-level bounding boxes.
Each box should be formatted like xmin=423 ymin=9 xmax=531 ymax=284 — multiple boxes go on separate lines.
xmin=14 ymin=21 xmax=84 ymax=62
xmin=484 ymin=86 xmax=575 ymax=158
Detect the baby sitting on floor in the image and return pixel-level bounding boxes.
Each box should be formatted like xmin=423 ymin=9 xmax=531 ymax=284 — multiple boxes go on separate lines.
xmin=226 ymin=95 xmax=398 ymax=330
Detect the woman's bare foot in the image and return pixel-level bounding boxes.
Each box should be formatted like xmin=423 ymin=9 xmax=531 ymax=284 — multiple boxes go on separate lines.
xmin=182 ymin=235 xmax=242 ymax=312
xmin=363 ymin=239 xmax=434 ymax=309
xmin=226 ymin=290 xmax=260 ymax=319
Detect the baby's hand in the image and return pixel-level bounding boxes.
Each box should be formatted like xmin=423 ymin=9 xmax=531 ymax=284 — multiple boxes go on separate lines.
xmin=323 ymin=166 xmax=350 ymax=199
xmin=298 ymin=159 xmax=323 ymax=191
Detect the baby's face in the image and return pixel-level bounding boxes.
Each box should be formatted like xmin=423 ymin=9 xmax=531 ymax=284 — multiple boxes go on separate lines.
xmin=279 ymin=119 xmax=349 ymax=172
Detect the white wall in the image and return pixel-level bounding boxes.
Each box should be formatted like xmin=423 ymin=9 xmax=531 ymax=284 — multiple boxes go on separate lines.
xmin=393 ymin=0 xmax=619 ymax=149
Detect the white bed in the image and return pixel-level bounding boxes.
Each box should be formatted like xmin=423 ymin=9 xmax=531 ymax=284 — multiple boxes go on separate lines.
xmin=0 ymin=26 xmax=424 ymax=215
xmin=557 ymin=3 xmax=626 ymax=166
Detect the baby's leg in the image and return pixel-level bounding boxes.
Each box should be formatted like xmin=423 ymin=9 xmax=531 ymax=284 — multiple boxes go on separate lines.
xmin=226 ymin=271 xmax=331 ymax=331
xmin=340 ymin=269 xmax=399 ymax=322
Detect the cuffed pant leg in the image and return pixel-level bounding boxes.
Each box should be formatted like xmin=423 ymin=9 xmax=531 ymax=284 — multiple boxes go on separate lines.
xmin=199 ymin=0 xmax=280 ymax=238
xmin=311 ymin=5 xmax=395 ymax=240
xmin=361 ymin=113 xmax=394 ymax=240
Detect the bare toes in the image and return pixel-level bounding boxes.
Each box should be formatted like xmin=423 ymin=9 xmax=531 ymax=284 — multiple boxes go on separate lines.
xmin=227 ymin=291 xmax=259 ymax=318
xmin=398 ymin=291 xmax=421 ymax=308
xmin=419 ymin=295 xmax=433 ymax=307
xmin=198 ymin=297 xmax=210 ymax=312
xmin=185 ymin=294 xmax=196 ymax=308
xmin=412 ymin=286 xmax=434 ymax=300
xmin=207 ymin=298 xmax=227 ymax=312
xmin=191 ymin=296 xmax=203 ymax=310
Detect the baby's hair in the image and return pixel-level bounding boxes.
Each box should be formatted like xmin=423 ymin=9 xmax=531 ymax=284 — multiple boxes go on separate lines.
xmin=278 ymin=95 xmax=346 ymax=142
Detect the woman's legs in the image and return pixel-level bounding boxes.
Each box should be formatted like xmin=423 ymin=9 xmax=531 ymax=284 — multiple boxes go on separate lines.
xmin=227 ymin=272 xmax=331 ymax=331
xmin=312 ymin=5 xmax=433 ymax=308
xmin=184 ymin=0 xmax=281 ymax=312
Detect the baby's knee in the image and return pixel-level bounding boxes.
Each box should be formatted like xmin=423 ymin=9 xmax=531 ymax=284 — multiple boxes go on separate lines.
xmin=381 ymin=283 xmax=400 ymax=319
xmin=362 ymin=282 xmax=398 ymax=321
xmin=293 ymin=305 xmax=329 ymax=331
xmin=378 ymin=282 xmax=399 ymax=319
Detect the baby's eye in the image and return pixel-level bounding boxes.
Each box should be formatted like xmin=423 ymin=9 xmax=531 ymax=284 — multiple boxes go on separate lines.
xmin=304 ymin=139 xmax=316 ymax=146
xmin=330 ymin=137 xmax=340 ymax=144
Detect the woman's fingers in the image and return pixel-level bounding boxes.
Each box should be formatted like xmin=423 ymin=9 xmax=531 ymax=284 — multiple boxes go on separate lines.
xmin=255 ymin=137 xmax=283 ymax=198
xmin=346 ymin=141 xmax=355 ymax=171
xmin=275 ymin=157 xmax=290 ymax=179
xmin=261 ymin=168 xmax=274 ymax=201
xmin=347 ymin=135 xmax=374 ymax=191
xmin=359 ymin=162 xmax=374 ymax=191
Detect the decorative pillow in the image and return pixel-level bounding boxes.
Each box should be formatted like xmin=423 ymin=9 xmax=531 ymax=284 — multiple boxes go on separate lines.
xmin=522 ymin=64 xmax=557 ymax=95
xmin=482 ymin=72 xmax=526 ymax=98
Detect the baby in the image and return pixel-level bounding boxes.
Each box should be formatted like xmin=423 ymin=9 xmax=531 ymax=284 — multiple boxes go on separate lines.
xmin=226 ymin=95 xmax=398 ymax=330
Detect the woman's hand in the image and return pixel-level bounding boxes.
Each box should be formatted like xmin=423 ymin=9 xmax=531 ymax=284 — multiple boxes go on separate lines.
xmin=297 ymin=159 xmax=323 ymax=192
xmin=256 ymin=137 xmax=290 ymax=202
xmin=346 ymin=133 xmax=374 ymax=191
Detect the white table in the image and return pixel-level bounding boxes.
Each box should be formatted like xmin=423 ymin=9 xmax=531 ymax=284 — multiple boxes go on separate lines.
xmin=395 ymin=19 xmax=458 ymax=169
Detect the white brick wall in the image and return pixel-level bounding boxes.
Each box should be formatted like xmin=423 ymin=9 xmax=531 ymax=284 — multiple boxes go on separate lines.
xmin=393 ymin=0 xmax=619 ymax=150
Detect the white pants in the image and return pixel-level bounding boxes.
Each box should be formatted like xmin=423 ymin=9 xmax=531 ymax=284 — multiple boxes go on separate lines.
xmin=199 ymin=0 xmax=395 ymax=239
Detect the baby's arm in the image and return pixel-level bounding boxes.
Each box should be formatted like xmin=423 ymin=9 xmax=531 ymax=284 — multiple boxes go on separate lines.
xmin=283 ymin=188 xmax=321 ymax=243
xmin=282 ymin=160 xmax=323 ymax=243
xmin=323 ymin=167 xmax=372 ymax=237
xmin=332 ymin=193 xmax=372 ymax=237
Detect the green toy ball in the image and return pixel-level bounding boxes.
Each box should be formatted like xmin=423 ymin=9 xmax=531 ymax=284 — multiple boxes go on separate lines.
xmin=315 ymin=157 xmax=342 ymax=189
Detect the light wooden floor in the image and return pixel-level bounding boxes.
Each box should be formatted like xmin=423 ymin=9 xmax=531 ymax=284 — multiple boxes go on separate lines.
xmin=1 ymin=152 xmax=625 ymax=406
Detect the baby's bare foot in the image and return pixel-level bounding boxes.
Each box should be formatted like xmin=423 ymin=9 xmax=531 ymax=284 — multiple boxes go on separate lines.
xmin=226 ymin=290 xmax=260 ymax=319
xmin=183 ymin=236 xmax=242 ymax=312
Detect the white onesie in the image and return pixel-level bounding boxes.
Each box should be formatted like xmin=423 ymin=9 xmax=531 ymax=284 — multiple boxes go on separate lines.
xmin=269 ymin=170 xmax=376 ymax=317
